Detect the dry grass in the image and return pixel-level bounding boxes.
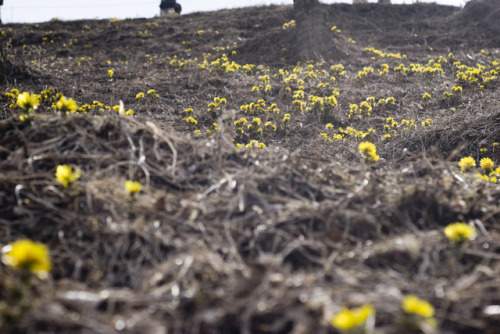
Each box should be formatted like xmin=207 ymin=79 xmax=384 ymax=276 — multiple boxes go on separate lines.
xmin=1 ymin=2 xmax=500 ymax=333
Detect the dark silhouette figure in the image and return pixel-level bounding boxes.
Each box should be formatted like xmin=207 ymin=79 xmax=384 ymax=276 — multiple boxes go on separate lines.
xmin=160 ymin=0 xmax=182 ymax=15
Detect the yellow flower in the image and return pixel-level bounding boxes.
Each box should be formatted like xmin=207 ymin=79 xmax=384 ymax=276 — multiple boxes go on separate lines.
xmin=56 ymin=96 xmax=78 ymax=113
xmin=108 ymin=69 xmax=114 ymax=78
xmin=125 ymin=180 xmax=142 ymax=194
xmin=458 ymin=156 xmax=476 ymax=171
xmin=422 ymin=92 xmax=432 ymax=100
xmin=17 ymin=92 xmax=41 ymax=111
xmin=444 ymin=222 xmax=475 ymax=243
xmin=359 ymin=141 xmax=380 ymax=162
xmin=421 ymin=119 xmax=433 ymax=127
xmin=331 ymin=304 xmax=375 ymax=331
xmin=480 ymin=157 xmax=494 ymax=172
xmin=385 ymin=96 xmax=396 ymax=105
xmin=283 ymin=113 xmax=290 ymax=124
xmin=136 ymin=92 xmax=145 ymax=100
xmin=402 ymin=295 xmax=434 ymax=318
xmin=185 ymin=116 xmax=198 ymax=125
xmin=2 ymin=239 xmax=52 ymax=278
xmin=56 ymin=165 xmax=81 ymax=188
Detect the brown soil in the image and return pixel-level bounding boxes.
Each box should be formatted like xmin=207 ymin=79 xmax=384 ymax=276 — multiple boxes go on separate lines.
xmin=1 ymin=2 xmax=500 ymax=333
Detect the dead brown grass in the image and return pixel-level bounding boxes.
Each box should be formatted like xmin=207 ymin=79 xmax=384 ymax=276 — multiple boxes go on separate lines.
xmin=1 ymin=2 xmax=500 ymax=334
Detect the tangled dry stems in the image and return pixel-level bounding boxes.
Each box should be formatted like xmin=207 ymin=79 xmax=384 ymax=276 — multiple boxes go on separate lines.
xmin=1 ymin=2 xmax=500 ymax=333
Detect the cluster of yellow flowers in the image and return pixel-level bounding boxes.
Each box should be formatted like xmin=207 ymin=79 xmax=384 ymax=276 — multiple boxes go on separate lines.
xmin=6 ymin=88 xmax=137 ymax=119
xmin=282 ymin=20 xmax=296 ymax=30
xmin=364 ymin=47 xmax=406 ymax=59
xmin=459 ymin=156 xmax=499 ymax=183
xmin=331 ymin=295 xmax=436 ymax=333
xmin=244 ymin=140 xmax=266 ymax=149
xmin=147 ymin=34 xmax=499 ymax=156
xmin=331 ymin=25 xmax=341 ymax=33
xmin=136 ymin=89 xmax=160 ymax=100
xmin=356 ymin=66 xmax=374 ymax=84
xmin=455 ymin=61 xmax=498 ymax=88
xmin=207 ymin=96 xmax=227 ymax=117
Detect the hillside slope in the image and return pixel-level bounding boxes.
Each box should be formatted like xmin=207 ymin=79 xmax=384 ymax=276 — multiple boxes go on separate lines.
xmin=1 ymin=3 xmax=500 ymax=333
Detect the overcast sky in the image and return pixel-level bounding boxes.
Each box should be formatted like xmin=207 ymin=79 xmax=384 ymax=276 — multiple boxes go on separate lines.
xmin=1 ymin=0 xmax=466 ymax=24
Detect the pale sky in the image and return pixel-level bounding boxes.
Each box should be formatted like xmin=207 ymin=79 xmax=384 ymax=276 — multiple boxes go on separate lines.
xmin=1 ymin=0 xmax=465 ymax=24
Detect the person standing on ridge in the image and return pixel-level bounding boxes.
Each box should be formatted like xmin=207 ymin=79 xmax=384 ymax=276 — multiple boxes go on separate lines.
xmin=160 ymin=0 xmax=182 ymax=15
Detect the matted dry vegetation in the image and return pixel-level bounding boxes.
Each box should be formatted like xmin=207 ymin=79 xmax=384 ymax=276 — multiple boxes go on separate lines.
xmin=1 ymin=2 xmax=500 ymax=333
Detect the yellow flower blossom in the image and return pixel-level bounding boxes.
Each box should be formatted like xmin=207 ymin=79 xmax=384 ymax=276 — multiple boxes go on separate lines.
xmin=56 ymin=96 xmax=78 ymax=113
xmin=146 ymin=89 xmax=159 ymax=98
xmin=480 ymin=157 xmax=494 ymax=172
xmin=422 ymin=92 xmax=432 ymax=100
xmin=108 ymin=69 xmax=114 ymax=78
xmin=359 ymin=142 xmax=380 ymax=162
xmin=421 ymin=119 xmax=433 ymax=127
xmin=444 ymin=222 xmax=475 ymax=243
xmin=331 ymin=304 xmax=375 ymax=331
xmin=55 ymin=165 xmax=81 ymax=188
xmin=125 ymin=180 xmax=142 ymax=194
xmin=458 ymin=156 xmax=476 ymax=171
xmin=185 ymin=117 xmax=198 ymax=125
xmin=402 ymin=295 xmax=434 ymax=318
xmin=2 ymin=239 xmax=52 ymax=278
xmin=283 ymin=113 xmax=290 ymax=124
xmin=17 ymin=92 xmax=41 ymax=111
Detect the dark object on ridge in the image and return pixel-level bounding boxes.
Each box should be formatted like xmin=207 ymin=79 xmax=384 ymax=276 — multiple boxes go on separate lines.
xmin=160 ymin=0 xmax=182 ymax=15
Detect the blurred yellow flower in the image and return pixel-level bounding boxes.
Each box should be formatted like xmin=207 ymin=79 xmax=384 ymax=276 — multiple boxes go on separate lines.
xmin=402 ymin=295 xmax=434 ymax=318
xmin=359 ymin=141 xmax=380 ymax=162
xmin=444 ymin=222 xmax=475 ymax=243
xmin=458 ymin=156 xmax=475 ymax=171
xmin=185 ymin=116 xmax=198 ymax=125
xmin=17 ymin=92 xmax=41 ymax=111
xmin=56 ymin=96 xmax=78 ymax=113
xmin=55 ymin=164 xmax=81 ymax=188
xmin=125 ymin=180 xmax=142 ymax=194
xmin=108 ymin=69 xmax=114 ymax=78
xmin=2 ymin=239 xmax=52 ymax=278
xmin=331 ymin=304 xmax=375 ymax=331
xmin=480 ymin=157 xmax=494 ymax=172
xmin=422 ymin=92 xmax=432 ymax=100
